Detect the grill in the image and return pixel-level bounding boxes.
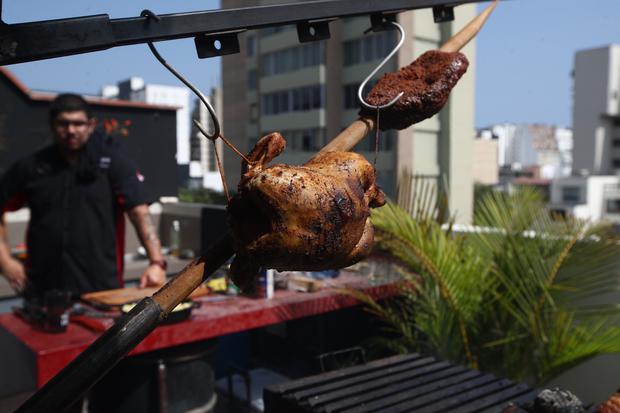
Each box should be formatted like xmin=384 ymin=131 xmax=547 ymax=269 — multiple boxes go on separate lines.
xmin=264 ymin=353 xmax=538 ymax=413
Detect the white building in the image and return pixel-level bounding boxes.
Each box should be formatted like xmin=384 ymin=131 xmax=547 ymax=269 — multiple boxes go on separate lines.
xmin=480 ymin=123 xmax=573 ymax=179
xmin=472 ymin=131 xmax=499 ymax=185
xmin=189 ymin=89 xmax=225 ymax=191
xmin=572 ymin=45 xmax=620 ymax=175
xmin=549 ymin=175 xmax=620 ymax=226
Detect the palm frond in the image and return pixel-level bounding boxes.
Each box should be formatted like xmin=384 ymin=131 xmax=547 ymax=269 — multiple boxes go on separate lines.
xmin=356 ymin=178 xmax=620 ymax=385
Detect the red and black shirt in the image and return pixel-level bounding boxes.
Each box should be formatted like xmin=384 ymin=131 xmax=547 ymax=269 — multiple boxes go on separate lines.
xmin=0 ymin=131 xmax=147 ymax=297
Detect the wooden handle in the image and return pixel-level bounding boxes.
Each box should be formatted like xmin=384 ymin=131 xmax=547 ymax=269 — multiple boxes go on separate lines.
xmin=319 ymin=0 xmax=498 ymax=154
xmin=152 ymin=233 xmax=234 ymax=313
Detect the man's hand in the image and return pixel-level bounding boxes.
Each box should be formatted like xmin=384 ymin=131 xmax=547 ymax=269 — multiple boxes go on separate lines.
xmin=139 ymin=263 xmax=166 ymax=288
xmin=127 ymin=204 xmax=167 ymax=289
xmin=2 ymin=257 xmax=27 ymax=292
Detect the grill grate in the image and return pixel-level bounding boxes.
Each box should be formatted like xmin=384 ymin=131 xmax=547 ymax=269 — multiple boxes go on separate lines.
xmin=264 ymin=353 xmax=537 ymax=413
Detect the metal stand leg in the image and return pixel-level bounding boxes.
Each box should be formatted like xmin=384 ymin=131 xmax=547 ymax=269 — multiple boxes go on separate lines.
xmin=157 ymin=360 xmax=168 ymax=413
xmin=226 ymin=364 xmax=252 ymax=410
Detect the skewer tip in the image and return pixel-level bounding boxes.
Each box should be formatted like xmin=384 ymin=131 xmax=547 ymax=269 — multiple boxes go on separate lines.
xmin=439 ymin=0 xmax=498 ymax=53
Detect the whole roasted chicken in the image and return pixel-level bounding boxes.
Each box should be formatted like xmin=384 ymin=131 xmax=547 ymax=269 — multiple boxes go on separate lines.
xmin=227 ymin=132 xmax=385 ymax=290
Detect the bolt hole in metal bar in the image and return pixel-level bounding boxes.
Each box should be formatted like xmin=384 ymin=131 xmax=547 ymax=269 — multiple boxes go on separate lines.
xmin=433 ymin=5 xmax=455 ymax=22
xmin=194 ymin=30 xmax=243 ymax=58
xmin=0 ymin=0 xmax=487 ymax=65
xmin=297 ymin=19 xmax=332 ymax=43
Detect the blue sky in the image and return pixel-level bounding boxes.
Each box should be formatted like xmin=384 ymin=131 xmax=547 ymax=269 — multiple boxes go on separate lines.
xmin=475 ymin=0 xmax=620 ymax=128
xmin=3 ymin=0 xmax=620 ymax=129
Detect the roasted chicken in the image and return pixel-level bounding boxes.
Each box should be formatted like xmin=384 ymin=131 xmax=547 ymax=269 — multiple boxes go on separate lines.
xmin=227 ymin=132 xmax=385 ymax=290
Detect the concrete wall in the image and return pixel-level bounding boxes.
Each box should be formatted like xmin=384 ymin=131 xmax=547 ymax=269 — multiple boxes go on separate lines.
xmin=440 ymin=5 xmax=476 ymax=223
xmin=572 ymin=46 xmax=615 ymax=175
xmin=472 ymin=139 xmax=498 ymax=185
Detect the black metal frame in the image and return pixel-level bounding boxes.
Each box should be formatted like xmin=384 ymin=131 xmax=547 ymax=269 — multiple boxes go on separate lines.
xmin=0 ymin=0 xmax=487 ymax=66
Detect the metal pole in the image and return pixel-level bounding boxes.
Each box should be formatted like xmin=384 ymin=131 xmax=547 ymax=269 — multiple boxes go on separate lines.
xmin=0 ymin=0 xmax=486 ymax=65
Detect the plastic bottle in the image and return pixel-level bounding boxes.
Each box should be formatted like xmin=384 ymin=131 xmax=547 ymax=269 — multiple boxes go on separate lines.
xmin=170 ymin=220 xmax=181 ymax=257
xmin=256 ymin=268 xmax=274 ymax=299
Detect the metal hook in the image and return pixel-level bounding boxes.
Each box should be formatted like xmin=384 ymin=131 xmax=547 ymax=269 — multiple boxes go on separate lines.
xmin=357 ymin=20 xmax=405 ymax=111
xmin=141 ymin=9 xmax=220 ymax=140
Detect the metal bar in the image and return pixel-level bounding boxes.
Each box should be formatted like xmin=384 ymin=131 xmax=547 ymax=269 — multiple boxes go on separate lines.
xmin=0 ymin=0 xmax=485 ymax=65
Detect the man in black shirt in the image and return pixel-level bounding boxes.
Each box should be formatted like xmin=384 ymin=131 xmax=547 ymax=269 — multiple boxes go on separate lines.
xmin=0 ymin=93 xmax=166 ymax=297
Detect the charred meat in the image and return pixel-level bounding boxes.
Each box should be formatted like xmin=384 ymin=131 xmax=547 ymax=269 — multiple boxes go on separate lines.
xmin=227 ymin=132 xmax=385 ymax=290
xmin=359 ymin=50 xmax=469 ymax=130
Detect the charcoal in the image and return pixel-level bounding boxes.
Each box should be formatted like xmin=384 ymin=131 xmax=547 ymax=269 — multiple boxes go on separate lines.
xmin=533 ymin=388 xmax=585 ymax=413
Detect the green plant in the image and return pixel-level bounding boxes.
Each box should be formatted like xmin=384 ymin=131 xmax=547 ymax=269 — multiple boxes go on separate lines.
xmin=356 ymin=182 xmax=620 ymax=385
xmin=178 ymin=187 xmax=227 ymax=205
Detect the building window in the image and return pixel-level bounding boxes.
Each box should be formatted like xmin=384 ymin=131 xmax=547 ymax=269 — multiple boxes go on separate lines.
xmin=561 ymin=186 xmax=581 ymax=203
xmin=261 ymin=42 xmax=325 ymax=77
xmin=607 ymin=199 xmax=620 ymax=213
xmin=248 ymin=69 xmax=257 ymax=91
xmin=343 ymin=31 xmax=395 ymax=66
xmin=352 ymin=130 xmax=396 ymax=152
xmin=614 ymin=159 xmax=620 ymax=168
xmin=612 ymin=139 xmax=620 ymax=147
xmin=276 ymin=128 xmax=325 ymax=152
xmin=246 ymin=35 xmax=256 ymax=57
xmin=343 ymin=83 xmax=360 ymax=110
xmin=343 ymin=81 xmax=376 ymax=110
xmin=249 ymin=103 xmax=258 ymax=123
xmin=207 ymin=141 xmax=216 ymax=172
xmin=261 ymin=85 xmax=325 ymax=115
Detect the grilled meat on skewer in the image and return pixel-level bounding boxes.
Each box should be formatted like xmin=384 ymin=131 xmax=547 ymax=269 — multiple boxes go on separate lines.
xmin=227 ymin=132 xmax=385 ymax=290
xmin=360 ymin=50 xmax=469 ymax=130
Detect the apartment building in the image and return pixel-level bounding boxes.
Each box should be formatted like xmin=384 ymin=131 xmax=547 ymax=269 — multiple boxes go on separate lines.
xmin=549 ymin=175 xmax=620 ymax=229
xmin=480 ymin=123 xmax=573 ymax=179
xmin=572 ymin=44 xmax=620 ymax=175
xmin=221 ymin=0 xmax=477 ymax=223
xmin=472 ymin=134 xmax=499 ymax=185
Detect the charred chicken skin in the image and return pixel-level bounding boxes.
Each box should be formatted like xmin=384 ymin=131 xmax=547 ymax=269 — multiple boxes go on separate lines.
xmin=227 ymin=132 xmax=385 ymax=290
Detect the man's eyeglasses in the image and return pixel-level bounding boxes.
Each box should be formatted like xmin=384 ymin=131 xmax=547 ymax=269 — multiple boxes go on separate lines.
xmin=54 ymin=120 xmax=90 ymax=129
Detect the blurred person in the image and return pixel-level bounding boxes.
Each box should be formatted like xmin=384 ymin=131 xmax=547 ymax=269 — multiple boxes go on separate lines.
xmin=0 ymin=93 xmax=166 ymax=298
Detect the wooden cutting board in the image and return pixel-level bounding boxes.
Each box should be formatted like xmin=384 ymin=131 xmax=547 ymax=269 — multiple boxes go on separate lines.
xmin=81 ymin=284 xmax=212 ymax=308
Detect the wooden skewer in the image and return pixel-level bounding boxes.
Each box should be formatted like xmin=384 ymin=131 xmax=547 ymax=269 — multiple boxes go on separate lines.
xmin=439 ymin=0 xmax=497 ymax=53
xmin=320 ymin=0 xmax=498 ymax=154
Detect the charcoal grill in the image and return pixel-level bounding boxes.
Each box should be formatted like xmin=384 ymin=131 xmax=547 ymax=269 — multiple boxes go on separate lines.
xmin=264 ymin=353 xmax=538 ymax=413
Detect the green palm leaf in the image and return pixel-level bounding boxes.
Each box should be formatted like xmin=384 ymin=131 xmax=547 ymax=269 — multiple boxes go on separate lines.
xmin=355 ymin=178 xmax=620 ymax=384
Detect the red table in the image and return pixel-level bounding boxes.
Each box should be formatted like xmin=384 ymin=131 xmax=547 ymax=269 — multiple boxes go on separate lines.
xmin=0 ymin=272 xmax=395 ymax=395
